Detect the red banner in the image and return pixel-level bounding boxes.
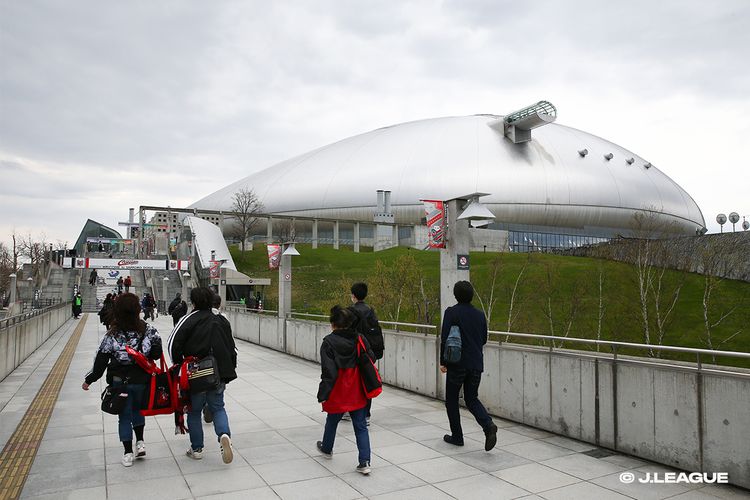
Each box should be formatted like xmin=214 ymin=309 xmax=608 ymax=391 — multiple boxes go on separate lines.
xmin=422 ymin=200 xmax=445 ymax=248
xmin=267 ymin=244 xmax=281 ymax=270
xmin=209 ymin=260 xmax=221 ymax=279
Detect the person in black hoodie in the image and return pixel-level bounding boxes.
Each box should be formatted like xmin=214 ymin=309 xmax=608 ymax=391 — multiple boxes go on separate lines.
xmin=440 ymin=280 xmax=498 ymax=451
xmin=82 ymin=293 xmax=163 ymax=467
xmin=348 ymin=282 xmax=383 ymax=424
xmin=168 ymin=287 xmax=237 ymax=464
xmin=168 ymin=293 xmax=188 ymax=326
xmin=316 ymin=305 xmax=374 ymax=475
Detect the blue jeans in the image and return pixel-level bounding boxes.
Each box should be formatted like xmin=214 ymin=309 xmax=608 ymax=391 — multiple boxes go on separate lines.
xmin=117 ymin=383 xmax=146 ymax=442
xmin=321 ymin=407 xmax=370 ymax=464
xmin=188 ymin=383 xmax=230 ymax=450
xmin=445 ymin=367 xmax=492 ymax=439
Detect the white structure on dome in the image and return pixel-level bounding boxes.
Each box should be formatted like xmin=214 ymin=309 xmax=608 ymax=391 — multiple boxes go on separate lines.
xmin=184 ymin=216 xmax=237 ymax=271
xmin=192 ymin=112 xmax=706 ymax=242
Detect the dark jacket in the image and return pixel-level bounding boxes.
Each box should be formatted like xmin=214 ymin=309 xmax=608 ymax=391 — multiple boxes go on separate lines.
xmin=168 ymin=309 xmax=237 ymax=383
xmin=317 ymin=328 xmax=374 ymax=412
xmin=350 ymin=301 xmax=384 ymax=359
xmin=84 ymin=323 xmax=162 ymax=385
xmin=440 ymin=303 xmax=488 ymax=372
xmin=169 ymin=298 xmax=188 ymax=322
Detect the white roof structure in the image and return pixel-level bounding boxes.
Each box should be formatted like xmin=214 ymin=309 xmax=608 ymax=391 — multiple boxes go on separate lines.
xmin=192 ymin=114 xmax=706 ymax=236
xmin=184 ymin=216 xmax=237 ymax=270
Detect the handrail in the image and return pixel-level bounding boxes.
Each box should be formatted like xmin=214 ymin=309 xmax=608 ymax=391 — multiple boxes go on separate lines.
xmin=490 ymin=331 xmax=750 ymax=360
xmin=0 ymin=301 xmax=70 ymax=330
xmin=288 ymin=312 xmax=436 ymax=330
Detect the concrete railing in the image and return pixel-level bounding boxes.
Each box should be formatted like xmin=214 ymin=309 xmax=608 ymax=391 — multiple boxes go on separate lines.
xmin=0 ymin=301 xmax=72 ymax=382
xmin=222 ymin=310 xmax=750 ymax=489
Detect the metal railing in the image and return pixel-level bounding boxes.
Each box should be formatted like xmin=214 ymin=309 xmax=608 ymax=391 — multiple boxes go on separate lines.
xmin=490 ymin=330 xmax=750 ymax=374
xmin=0 ymin=301 xmax=71 ymax=330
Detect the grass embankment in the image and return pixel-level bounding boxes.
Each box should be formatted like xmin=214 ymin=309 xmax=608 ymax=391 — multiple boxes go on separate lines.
xmin=231 ymin=244 xmax=750 ymax=367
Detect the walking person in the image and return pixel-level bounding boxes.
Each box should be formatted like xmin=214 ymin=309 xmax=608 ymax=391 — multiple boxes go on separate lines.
xmin=82 ymin=293 xmax=163 ymax=467
xmin=72 ymin=292 xmax=83 ymax=318
xmin=124 ymin=275 xmax=132 ymax=293
xmin=89 ymin=269 xmax=98 ymax=286
xmin=168 ymin=287 xmax=237 ymax=464
xmin=141 ymin=293 xmax=155 ymax=321
xmin=168 ymin=293 xmax=188 ymax=326
xmin=348 ymin=282 xmax=383 ymax=425
xmin=117 ymin=276 xmax=124 ymax=294
xmin=316 ymin=305 xmax=373 ymax=475
xmin=98 ymin=293 xmax=114 ymax=329
xmin=440 ymin=281 xmax=498 ymax=451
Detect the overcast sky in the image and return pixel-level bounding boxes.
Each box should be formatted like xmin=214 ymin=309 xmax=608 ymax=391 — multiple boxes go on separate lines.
xmin=2 ymin=0 xmax=749 ymax=247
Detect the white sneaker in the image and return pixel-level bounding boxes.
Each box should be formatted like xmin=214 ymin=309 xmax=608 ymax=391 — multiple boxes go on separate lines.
xmin=121 ymin=453 xmax=134 ymax=467
xmin=186 ymin=447 xmax=203 ymax=460
xmin=220 ymin=434 xmax=233 ymax=464
xmin=135 ymin=440 xmax=146 ymax=458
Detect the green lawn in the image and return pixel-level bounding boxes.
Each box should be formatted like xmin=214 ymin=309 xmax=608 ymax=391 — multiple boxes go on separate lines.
xmin=231 ymin=244 xmax=750 ymax=367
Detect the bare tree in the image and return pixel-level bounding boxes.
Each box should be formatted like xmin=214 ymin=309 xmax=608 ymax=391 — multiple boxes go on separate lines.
xmin=596 ymin=263 xmax=606 ymax=351
xmin=699 ymin=247 xmax=742 ymax=362
xmin=230 ymin=188 xmax=263 ymax=252
xmin=19 ymin=233 xmax=49 ymax=282
xmin=475 ymin=254 xmax=502 ymax=325
xmin=273 ymin=219 xmax=296 ymax=244
xmin=505 ymin=253 xmax=531 ymax=341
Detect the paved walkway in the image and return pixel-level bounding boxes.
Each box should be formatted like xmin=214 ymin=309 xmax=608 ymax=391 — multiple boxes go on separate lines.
xmin=0 ymin=314 xmax=747 ymax=499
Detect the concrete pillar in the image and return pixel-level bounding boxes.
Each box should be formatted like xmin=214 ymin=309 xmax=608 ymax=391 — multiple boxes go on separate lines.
xmin=218 ymin=268 xmax=226 ymax=306
xmin=312 ymin=219 xmax=319 ymax=249
xmin=9 ymin=273 xmax=17 ymax=304
xmin=267 ymin=217 xmax=273 ymax=242
xmin=392 ymin=224 xmax=399 ymax=248
xmin=181 ymin=272 xmax=190 ymax=303
xmin=219 ymin=212 xmax=225 ymax=233
xmin=354 ymin=222 xmax=360 ymax=253
xmin=162 ymin=277 xmax=170 ymax=309
xmin=278 ymin=254 xmax=292 ymax=318
xmin=333 ymin=221 xmax=340 ymax=250
xmin=440 ymin=199 xmax=471 ymax=317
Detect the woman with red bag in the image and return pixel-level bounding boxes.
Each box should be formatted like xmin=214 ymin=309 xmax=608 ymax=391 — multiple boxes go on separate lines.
xmin=316 ymin=306 xmax=375 ymax=475
xmin=81 ymin=293 xmax=162 ymax=467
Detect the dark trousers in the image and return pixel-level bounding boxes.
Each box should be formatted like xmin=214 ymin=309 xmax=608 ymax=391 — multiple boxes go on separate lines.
xmin=445 ymin=367 xmax=492 ymax=439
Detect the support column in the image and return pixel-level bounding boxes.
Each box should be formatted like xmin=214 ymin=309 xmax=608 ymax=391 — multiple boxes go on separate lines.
xmin=312 ymin=219 xmax=319 ymax=249
xmin=354 ymin=222 xmax=360 ymax=253
xmin=267 ymin=217 xmax=273 ymax=243
xmin=278 ymin=254 xmax=292 ymax=318
xmin=440 ymin=199 xmax=470 ymax=317
xmin=392 ymin=224 xmax=399 ymax=248
xmin=333 ymin=221 xmax=340 ymax=250
xmin=8 ymin=273 xmax=17 ymax=305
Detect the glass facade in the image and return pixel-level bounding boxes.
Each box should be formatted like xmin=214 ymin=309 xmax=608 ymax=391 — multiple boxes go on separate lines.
xmin=508 ymin=231 xmax=608 ymax=253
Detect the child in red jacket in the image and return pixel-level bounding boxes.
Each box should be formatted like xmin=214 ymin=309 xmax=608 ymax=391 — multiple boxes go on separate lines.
xmin=316 ymin=305 xmax=373 ymax=474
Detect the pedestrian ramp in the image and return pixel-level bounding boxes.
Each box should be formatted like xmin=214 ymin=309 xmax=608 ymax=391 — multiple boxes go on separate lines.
xmin=0 ymin=316 xmax=744 ymax=499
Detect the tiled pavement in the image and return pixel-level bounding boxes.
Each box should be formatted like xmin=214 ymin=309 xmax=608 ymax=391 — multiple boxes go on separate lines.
xmin=1 ymin=315 xmax=747 ymax=500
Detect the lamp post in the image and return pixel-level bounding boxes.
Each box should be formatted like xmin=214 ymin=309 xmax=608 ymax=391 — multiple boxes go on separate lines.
xmin=182 ymin=272 xmax=190 ymax=303
xmin=162 ymin=276 xmax=169 ymax=314
xmin=439 ymin=193 xmax=495 ymax=316
xmin=278 ymin=243 xmax=300 ymax=319
xmin=26 ymin=277 xmax=33 ymax=303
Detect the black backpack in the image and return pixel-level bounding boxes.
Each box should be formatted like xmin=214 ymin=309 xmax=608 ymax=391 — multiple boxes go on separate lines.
xmin=349 ymin=305 xmax=384 ymax=358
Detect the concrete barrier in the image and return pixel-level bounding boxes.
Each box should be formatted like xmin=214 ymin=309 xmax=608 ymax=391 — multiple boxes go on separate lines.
xmin=0 ymin=302 xmax=71 ymax=382
xmin=223 ymin=310 xmax=750 ymax=489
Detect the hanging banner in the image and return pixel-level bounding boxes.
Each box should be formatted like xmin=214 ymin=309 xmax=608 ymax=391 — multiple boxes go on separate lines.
xmin=209 ymin=260 xmax=221 ymax=279
xmin=62 ymin=257 xmax=188 ymax=270
xmin=267 ymin=244 xmax=281 ymax=270
xmin=422 ymin=200 xmax=446 ymax=248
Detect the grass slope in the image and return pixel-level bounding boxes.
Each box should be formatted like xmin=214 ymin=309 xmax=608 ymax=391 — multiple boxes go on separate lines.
xmin=232 ymin=244 xmax=750 ymax=367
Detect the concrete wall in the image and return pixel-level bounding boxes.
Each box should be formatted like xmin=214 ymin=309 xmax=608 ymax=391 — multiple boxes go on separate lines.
xmin=0 ymin=302 xmax=71 ymax=382
xmin=224 ymin=310 xmax=750 ymax=489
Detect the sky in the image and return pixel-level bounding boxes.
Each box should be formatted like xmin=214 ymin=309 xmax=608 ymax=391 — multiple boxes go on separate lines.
xmin=1 ymin=0 xmax=749 ymax=247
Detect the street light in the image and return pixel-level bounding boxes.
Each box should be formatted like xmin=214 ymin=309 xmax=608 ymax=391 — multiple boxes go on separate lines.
xmin=182 ymin=272 xmax=191 ymax=302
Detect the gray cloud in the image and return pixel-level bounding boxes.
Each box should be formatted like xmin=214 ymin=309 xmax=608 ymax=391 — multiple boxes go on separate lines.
xmin=1 ymin=0 xmax=748 ymax=242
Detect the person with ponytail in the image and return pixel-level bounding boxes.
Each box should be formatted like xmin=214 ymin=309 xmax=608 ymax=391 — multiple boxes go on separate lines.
xmin=316 ymin=305 xmax=374 ymax=475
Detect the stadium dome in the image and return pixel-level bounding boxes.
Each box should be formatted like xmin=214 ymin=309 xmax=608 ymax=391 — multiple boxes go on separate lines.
xmin=192 ymin=112 xmax=706 ymax=244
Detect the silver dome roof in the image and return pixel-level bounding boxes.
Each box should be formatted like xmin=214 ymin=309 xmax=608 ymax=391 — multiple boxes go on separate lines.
xmin=193 ymin=115 xmax=705 ymax=235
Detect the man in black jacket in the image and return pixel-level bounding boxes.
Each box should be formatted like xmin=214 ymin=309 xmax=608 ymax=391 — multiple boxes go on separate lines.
xmin=348 ymin=282 xmax=383 ymax=424
xmin=440 ymin=281 xmax=498 ymax=451
xmin=168 ymin=287 xmax=237 ymax=464
xmin=168 ymin=293 xmax=188 ymax=326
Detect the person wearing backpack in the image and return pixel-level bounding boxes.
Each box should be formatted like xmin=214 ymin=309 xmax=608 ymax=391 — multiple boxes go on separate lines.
xmin=81 ymin=293 xmax=163 ymax=467
xmin=168 ymin=293 xmax=188 ymax=326
xmin=316 ymin=305 xmax=374 ymax=475
xmin=439 ymin=280 xmax=498 ymax=451
xmin=168 ymin=287 xmax=237 ymax=464
xmin=348 ymin=282 xmax=383 ymax=425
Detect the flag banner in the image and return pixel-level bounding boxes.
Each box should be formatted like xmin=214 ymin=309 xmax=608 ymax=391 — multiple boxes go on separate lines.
xmin=422 ymin=200 xmax=446 ymax=248
xmin=267 ymin=244 xmax=281 ymax=270
xmin=209 ymin=260 xmax=221 ymax=279
xmin=62 ymin=258 xmax=187 ymax=270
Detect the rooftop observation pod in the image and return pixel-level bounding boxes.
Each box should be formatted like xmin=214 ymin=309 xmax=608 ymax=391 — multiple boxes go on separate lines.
xmin=488 ymin=100 xmax=558 ymax=143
